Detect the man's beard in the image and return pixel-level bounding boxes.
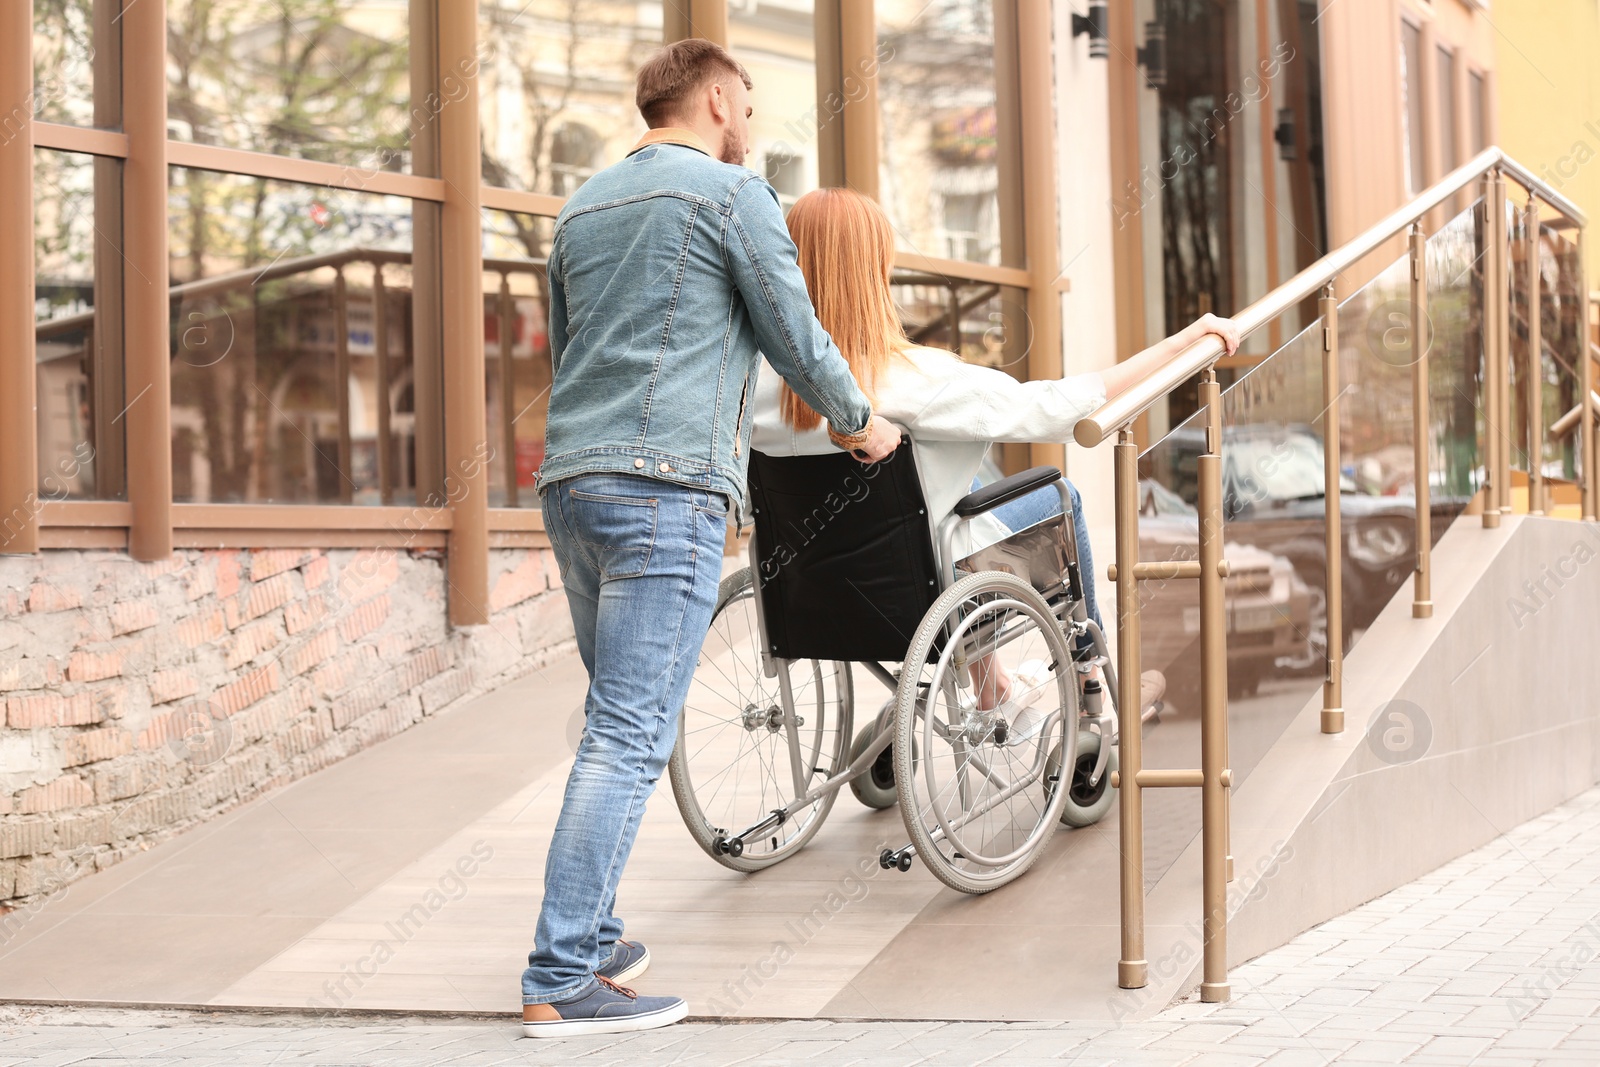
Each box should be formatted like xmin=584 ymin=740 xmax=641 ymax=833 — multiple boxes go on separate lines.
xmin=718 ymin=127 xmax=745 ymax=166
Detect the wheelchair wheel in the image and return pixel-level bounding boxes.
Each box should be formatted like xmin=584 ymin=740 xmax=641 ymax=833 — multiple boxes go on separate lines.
xmin=1047 ymin=729 xmax=1118 ymax=828
xmin=668 ymin=567 xmax=851 ymax=872
xmin=894 ymin=571 xmax=1077 ymax=894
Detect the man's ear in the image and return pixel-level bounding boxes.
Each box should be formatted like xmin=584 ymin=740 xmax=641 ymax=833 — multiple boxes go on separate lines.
xmin=707 ymin=81 xmax=728 ymax=123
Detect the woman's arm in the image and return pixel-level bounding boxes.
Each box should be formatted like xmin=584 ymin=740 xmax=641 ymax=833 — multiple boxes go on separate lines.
xmin=886 ymin=314 xmax=1242 ymax=445
xmin=1099 ymin=313 xmax=1242 ymax=399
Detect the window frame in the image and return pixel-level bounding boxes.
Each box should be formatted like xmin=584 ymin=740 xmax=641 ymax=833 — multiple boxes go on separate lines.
xmin=5 ymin=0 xmax=1054 ymax=608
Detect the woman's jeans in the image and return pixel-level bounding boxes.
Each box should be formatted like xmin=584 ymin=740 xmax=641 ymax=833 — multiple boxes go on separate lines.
xmin=985 ymin=479 xmax=1105 ymax=647
xmin=523 ymin=473 xmax=729 ymax=1004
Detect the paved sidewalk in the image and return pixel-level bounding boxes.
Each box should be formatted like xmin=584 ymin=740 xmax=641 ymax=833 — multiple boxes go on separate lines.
xmin=4 ymin=785 xmax=1600 ymax=1065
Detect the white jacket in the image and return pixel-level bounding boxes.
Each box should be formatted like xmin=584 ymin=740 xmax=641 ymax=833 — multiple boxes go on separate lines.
xmin=750 ymin=345 xmax=1106 ymax=559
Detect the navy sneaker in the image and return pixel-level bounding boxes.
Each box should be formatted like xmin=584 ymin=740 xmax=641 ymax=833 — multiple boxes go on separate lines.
xmin=596 ymin=939 xmax=650 ymax=984
xmin=522 ymin=976 xmax=687 ymax=1039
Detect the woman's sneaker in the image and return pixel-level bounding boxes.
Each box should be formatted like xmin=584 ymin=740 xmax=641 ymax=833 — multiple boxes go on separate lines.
xmin=522 ymin=976 xmax=687 ymax=1039
xmin=596 ymin=939 xmax=650 ymax=984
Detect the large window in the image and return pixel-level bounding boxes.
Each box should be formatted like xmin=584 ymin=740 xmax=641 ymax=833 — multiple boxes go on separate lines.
xmin=476 ymin=1 xmax=664 ymax=196
xmin=731 ymin=0 xmax=820 ymax=212
xmin=1468 ymin=69 xmax=1488 ymax=156
xmin=8 ymin=0 xmax=1047 ymax=611
xmin=167 ymin=168 xmax=441 ymax=506
xmin=482 ymin=210 xmax=554 ymax=508
xmin=1399 ymin=20 xmax=1426 ymax=196
xmin=876 ymin=0 xmax=1018 ymax=267
xmin=35 ymin=149 xmax=124 ymax=501
xmin=1437 ymin=46 xmax=1458 ymax=174
xmin=32 ymin=0 xmax=121 ymax=130
xmin=166 ymin=1 xmax=427 ymax=173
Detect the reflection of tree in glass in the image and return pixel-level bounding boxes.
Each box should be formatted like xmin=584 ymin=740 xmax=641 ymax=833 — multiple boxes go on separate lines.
xmin=167 ymin=166 xmax=417 ymax=504
xmin=167 ymin=0 xmax=411 ymax=167
xmin=32 ymin=152 xmax=97 ymax=318
xmin=875 ymin=0 xmax=999 ymax=268
xmin=479 ymin=0 xmax=658 ymax=247
xmin=31 ymin=0 xmax=100 ymax=128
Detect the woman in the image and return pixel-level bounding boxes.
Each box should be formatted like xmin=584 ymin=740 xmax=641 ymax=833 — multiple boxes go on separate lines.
xmin=750 ymin=188 xmax=1240 ymax=711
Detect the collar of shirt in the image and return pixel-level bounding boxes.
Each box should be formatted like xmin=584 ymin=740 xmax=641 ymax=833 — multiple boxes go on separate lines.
xmin=628 ymin=126 xmax=714 ymax=158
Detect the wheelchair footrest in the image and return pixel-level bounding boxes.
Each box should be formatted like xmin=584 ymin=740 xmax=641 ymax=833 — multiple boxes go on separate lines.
xmin=879 ymin=846 xmax=916 ymax=873
xmin=715 ymin=809 xmax=790 ymax=859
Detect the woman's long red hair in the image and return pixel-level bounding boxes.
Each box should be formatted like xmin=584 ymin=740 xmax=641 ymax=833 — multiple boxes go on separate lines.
xmin=780 ymin=187 xmax=912 ymax=430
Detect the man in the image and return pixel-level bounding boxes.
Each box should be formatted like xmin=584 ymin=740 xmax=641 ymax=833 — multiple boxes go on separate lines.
xmin=521 ymin=39 xmax=901 ymax=1039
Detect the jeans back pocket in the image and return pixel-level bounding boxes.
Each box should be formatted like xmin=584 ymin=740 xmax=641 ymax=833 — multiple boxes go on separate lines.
xmin=565 ymin=482 xmax=660 ymax=581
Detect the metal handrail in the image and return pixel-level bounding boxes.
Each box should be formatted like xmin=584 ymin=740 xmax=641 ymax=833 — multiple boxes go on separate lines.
xmin=1551 ymin=391 xmax=1600 ymax=439
xmin=1088 ymin=145 xmax=1593 ymax=1009
xmin=1075 ymin=148 xmax=1587 ymax=447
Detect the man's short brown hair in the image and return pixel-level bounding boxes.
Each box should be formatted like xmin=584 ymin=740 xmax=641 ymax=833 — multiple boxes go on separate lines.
xmin=635 ymin=39 xmax=752 ymax=128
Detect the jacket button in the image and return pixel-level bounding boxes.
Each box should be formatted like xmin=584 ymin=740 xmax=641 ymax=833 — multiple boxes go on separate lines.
xmin=634 ymin=458 xmax=645 ymax=469
xmin=659 ymin=462 xmax=672 ymax=473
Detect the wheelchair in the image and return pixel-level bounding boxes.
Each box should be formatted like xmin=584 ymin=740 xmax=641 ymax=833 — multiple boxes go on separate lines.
xmin=667 ymin=437 xmax=1121 ymax=894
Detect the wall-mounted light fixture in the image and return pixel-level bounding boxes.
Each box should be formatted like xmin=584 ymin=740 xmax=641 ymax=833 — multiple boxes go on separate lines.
xmin=1137 ymin=21 xmax=1166 ymax=89
xmin=1072 ymin=3 xmax=1109 ymax=59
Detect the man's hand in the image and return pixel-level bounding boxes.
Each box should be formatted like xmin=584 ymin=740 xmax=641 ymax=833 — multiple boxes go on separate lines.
xmin=851 ymin=415 xmax=902 ymax=463
xmin=1193 ymin=312 xmax=1242 ymax=357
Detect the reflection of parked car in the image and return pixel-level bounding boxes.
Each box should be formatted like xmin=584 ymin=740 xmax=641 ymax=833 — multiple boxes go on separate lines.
xmin=1144 ymin=425 xmax=1460 ymax=654
xmin=1135 ymin=480 xmax=1312 ymax=701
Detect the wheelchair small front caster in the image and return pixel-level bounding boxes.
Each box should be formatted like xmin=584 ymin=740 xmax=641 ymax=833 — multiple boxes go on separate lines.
xmin=878 ymin=848 xmax=897 ymax=870
xmin=715 ymin=836 xmax=745 ymax=859
xmin=1045 ymin=731 xmax=1119 ymax=829
xmin=880 ymin=847 xmax=914 ymax=873
xmin=896 ymin=851 xmax=914 ymax=873
xmin=850 ymin=718 xmax=903 ymax=810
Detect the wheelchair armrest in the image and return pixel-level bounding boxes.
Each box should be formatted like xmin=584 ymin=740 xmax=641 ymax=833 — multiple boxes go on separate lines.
xmin=952 ymin=465 xmax=1063 ymax=518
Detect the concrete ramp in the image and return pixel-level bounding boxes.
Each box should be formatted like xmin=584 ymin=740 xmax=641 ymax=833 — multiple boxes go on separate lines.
xmin=2 ymin=517 xmax=1596 ymax=1021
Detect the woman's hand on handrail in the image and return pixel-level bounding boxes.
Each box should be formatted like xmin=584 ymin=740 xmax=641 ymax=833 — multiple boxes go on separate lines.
xmin=1098 ymin=314 xmax=1242 ymax=400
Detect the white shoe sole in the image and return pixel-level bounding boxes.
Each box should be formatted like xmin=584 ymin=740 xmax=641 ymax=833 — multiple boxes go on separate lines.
xmin=521 ymin=997 xmax=687 ymax=1039
xmin=602 ymin=946 xmax=651 ymax=985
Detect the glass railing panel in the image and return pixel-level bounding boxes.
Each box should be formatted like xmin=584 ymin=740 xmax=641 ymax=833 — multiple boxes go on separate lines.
xmin=1129 ymin=199 xmax=1490 ymax=886
xmin=1425 ymin=200 xmax=1489 ymax=517
xmin=1131 ymin=389 xmax=1205 ymax=885
xmin=1539 ymin=225 xmax=1585 ymax=491
xmin=1335 ymin=252 xmax=1434 ymax=648
xmin=1507 ymin=200 xmax=1537 ymax=481
xmin=1134 ymin=324 xmax=1327 ymax=885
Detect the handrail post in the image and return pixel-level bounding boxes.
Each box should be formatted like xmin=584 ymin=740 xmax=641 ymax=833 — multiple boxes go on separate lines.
xmin=1484 ymin=168 xmax=1510 ymax=515
xmin=1410 ymin=223 xmax=1433 ymax=618
xmin=1482 ymin=179 xmax=1503 ymax=528
xmin=1526 ymin=195 xmax=1545 ymax=515
xmin=1320 ymin=283 xmax=1344 ymax=734
xmin=1196 ymin=367 xmax=1231 ymax=1003
xmin=1112 ymin=427 xmax=1147 ymax=991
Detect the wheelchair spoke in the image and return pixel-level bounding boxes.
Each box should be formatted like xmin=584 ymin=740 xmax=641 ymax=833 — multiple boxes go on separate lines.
xmin=896 ymin=572 xmax=1077 ymax=889
xmin=670 ymin=568 xmax=851 ymax=870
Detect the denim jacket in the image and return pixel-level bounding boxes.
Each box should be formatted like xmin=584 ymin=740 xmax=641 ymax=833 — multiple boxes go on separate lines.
xmin=537 ymin=129 xmax=873 ymax=517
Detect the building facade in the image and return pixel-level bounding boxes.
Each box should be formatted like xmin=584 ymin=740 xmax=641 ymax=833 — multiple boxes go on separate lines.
xmin=0 ymin=0 xmax=1524 ymax=906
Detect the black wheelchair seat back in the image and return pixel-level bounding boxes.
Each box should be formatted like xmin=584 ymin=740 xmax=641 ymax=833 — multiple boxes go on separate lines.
xmin=746 ymin=440 xmax=940 ymax=664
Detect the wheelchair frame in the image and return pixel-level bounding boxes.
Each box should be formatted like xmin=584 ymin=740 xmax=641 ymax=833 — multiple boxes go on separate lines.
xmin=675 ymin=452 xmax=1121 ymax=888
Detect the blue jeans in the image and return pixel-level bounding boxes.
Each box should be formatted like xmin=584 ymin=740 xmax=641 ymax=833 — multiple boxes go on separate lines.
xmin=983 ymin=479 xmax=1105 ymax=643
xmin=523 ymin=473 xmax=729 ymax=1004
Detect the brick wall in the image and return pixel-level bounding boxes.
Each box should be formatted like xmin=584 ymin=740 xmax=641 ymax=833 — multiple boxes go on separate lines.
xmin=0 ymin=545 xmax=573 ymax=908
